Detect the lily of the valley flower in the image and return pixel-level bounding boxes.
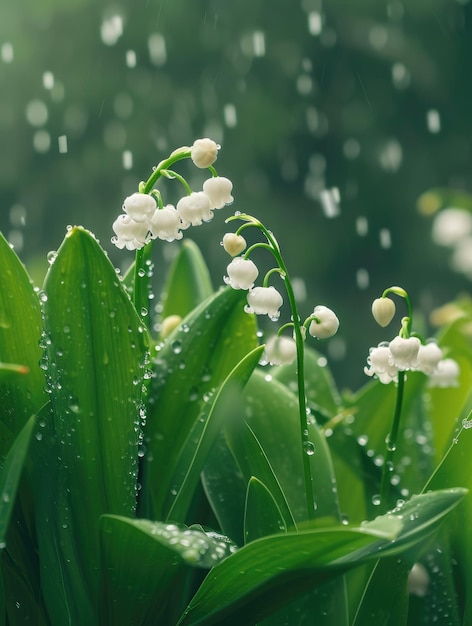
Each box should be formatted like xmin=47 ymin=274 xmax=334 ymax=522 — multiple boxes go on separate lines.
xmin=224 ymin=257 xmax=259 ymax=290
xmin=264 ymin=335 xmax=297 ymax=366
xmin=149 ymin=204 xmax=183 ymax=242
xmin=112 ymin=214 xmax=149 ymax=250
xmin=191 ymin=138 xmax=219 ymax=168
xmin=308 ymin=305 xmax=339 ymax=339
xmin=372 ymin=297 xmax=396 ymax=327
xmin=203 ymin=176 xmax=234 ymax=209
xmin=123 ymin=192 xmax=156 ymax=222
xmin=222 ymin=233 xmax=247 ymax=257
xmin=428 ymin=358 xmax=460 ymax=387
xmin=245 ymin=286 xmax=283 ymax=321
xmin=364 ymin=343 xmax=399 ymax=384
xmin=388 ymin=336 xmax=420 ymax=370
xmin=177 ymin=192 xmax=213 ymax=228
xmin=415 ymin=341 xmax=443 ymax=375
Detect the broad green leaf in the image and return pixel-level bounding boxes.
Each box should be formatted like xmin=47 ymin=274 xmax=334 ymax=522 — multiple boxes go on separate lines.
xmin=140 ymin=286 xmax=257 ymax=520
xmin=226 ymin=419 xmax=297 ymax=531
xmin=177 ymin=489 xmax=465 ymax=626
xmin=0 ymin=415 xmax=35 ymax=547
xmin=244 ymin=477 xmax=287 ymax=544
xmin=99 ymin=515 xmax=236 ymax=626
xmin=165 ymin=346 xmax=264 ymax=523
xmin=37 ymin=227 xmax=147 ymax=623
xmin=238 ymin=370 xmax=340 ymax=524
xmin=160 ymin=239 xmax=213 ymax=321
xmin=0 ymin=231 xmax=46 ymax=441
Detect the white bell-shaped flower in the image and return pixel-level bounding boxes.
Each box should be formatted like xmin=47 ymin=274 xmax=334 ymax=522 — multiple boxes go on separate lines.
xmin=388 ymin=336 xmax=421 ymax=370
xmin=191 ymin=138 xmax=219 ymax=168
xmin=123 ymin=193 xmax=156 ymax=223
xmin=407 ymin=563 xmax=430 ymax=598
xmin=428 ymin=358 xmax=460 ymax=387
xmin=245 ymin=286 xmax=283 ymax=321
xmin=372 ymin=297 xmax=395 ymax=327
xmin=264 ymin=335 xmax=297 ymax=366
xmin=149 ymin=204 xmax=183 ymax=242
xmin=364 ymin=344 xmax=398 ymax=384
xmin=177 ymin=192 xmax=212 ymax=228
xmin=203 ymin=176 xmax=234 ymax=209
xmin=308 ymin=305 xmax=339 ymax=339
xmin=224 ymin=257 xmax=258 ymax=290
xmin=415 ymin=342 xmax=443 ymax=375
xmin=112 ymin=214 xmax=149 ymax=250
xmin=222 ymin=233 xmax=247 ymax=257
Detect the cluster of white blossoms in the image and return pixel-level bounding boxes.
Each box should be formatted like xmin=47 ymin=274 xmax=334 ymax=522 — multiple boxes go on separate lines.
xmin=112 ymin=139 xmax=233 ymax=250
xmin=222 ymin=232 xmax=339 ymax=367
xmin=365 ymin=295 xmax=459 ymax=387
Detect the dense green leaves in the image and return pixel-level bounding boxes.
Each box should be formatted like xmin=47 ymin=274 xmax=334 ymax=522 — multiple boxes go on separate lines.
xmin=37 ymin=227 xmax=148 ymax=622
xmin=139 ymin=286 xmax=258 ymax=521
xmin=178 ymin=489 xmax=466 ymax=626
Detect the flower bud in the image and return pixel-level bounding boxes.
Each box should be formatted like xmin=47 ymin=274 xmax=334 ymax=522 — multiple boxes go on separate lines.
xmin=308 ymin=306 xmax=339 ymax=339
xmin=222 ymin=233 xmax=246 ymax=257
xmin=161 ymin=315 xmax=182 ymax=338
xmin=191 ymin=138 xmax=219 ymax=168
xmin=372 ymin=297 xmax=395 ymax=327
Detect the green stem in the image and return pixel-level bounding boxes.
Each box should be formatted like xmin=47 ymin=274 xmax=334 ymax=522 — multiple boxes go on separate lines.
xmin=244 ymin=220 xmax=315 ymax=520
xmin=379 ymin=370 xmax=405 ymax=512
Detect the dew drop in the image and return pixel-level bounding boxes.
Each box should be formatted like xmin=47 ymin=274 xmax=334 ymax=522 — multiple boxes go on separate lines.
xmin=372 ymin=494 xmax=381 ymax=506
xmin=303 ymin=441 xmax=315 ymax=456
xmin=172 ymin=340 xmax=182 ymax=354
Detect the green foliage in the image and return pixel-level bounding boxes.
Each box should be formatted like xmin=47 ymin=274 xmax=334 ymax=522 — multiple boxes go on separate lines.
xmin=0 ymin=203 xmax=471 ymax=625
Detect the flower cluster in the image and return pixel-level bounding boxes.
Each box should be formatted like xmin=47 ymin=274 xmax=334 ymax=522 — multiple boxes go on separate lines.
xmin=222 ymin=216 xmax=339 ymax=367
xmin=112 ymin=139 xmax=233 ymax=250
xmin=365 ymin=291 xmax=459 ymax=387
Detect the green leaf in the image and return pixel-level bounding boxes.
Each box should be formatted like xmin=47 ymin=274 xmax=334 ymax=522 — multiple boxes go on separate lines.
xmin=165 ymin=346 xmax=264 ymax=523
xmin=0 ymin=231 xmax=46 ymax=442
xmin=37 ymin=226 xmax=147 ymax=623
xmin=99 ymin=515 xmax=237 ymax=626
xmin=244 ymin=477 xmax=287 ymax=544
xmin=140 ymin=286 xmax=257 ymax=520
xmin=177 ymin=489 xmax=466 ymax=626
xmin=160 ymin=239 xmax=213 ymax=321
xmin=0 ymin=415 xmax=35 ymax=547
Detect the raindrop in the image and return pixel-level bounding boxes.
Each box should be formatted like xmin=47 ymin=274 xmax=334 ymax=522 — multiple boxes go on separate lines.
xmin=223 ymin=103 xmax=237 ymax=128
xmin=379 ymin=228 xmax=392 ymax=249
xmin=33 ymin=130 xmax=51 ymax=153
xmin=356 ymin=268 xmax=369 ymax=290
xmin=137 ymin=268 xmax=146 ymax=278
xmin=307 ymin=11 xmax=322 ymax=36
xmin=356 ymin=216 xmax=368 ymax=236
xmin=426 ymin=109 xmax=441 ymax=134
xmin=319 ymin=187 xmax=341 ymax=218
xmin=140 ymin=307 xmax=148 ymax=317
xmin=26 ymin=100 xmax=48 ymax=127
xmin=462 ymin=417 xmax=472 ymax=429
xmin=171 ymin=340 xmax=182 ymax=354
xmin=126 ymin=50 xmax=137 ymax=68
xmin=47 ymin=250 xmax=57 ymax=265
xmin=123 ymin=150 xmax=133 ymax=170
xmin=372 ymin=494 xmax=381 ymax=506
xmin=43 ymin=71 xmax=54 ymax=90
xmin=148 ymin=33 xmax=166 ymax=66
xmin=58 ymin=135 xmax=68 ymax=154
xmin=303 ymin=441 xmax=315 ymax=456
xmin=385 ymin=434 xmax=397 ymax=452
xmin=1 ymin=42 xmax=13 ymax=63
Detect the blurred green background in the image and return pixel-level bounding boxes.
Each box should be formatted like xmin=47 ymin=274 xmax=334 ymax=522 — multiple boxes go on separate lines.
xmin=1 ymin=0 xmax=471 ymax=389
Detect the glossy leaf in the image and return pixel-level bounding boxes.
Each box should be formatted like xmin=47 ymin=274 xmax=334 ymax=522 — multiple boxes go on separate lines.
xmin=140 ymin=286 xmax=257 ymax=520
xmin=177 ymin=489 xmax=466 ymax=626
xmin=99 ymin=515 xmax=236 ymax=626
xmin=37 ymin=226 xmax=148 ymax=622
xmin=165 ymin=346 xmax=264 ymax=523
xmin=244 ymin=477 xmax=287 ymax=544
xmin=0 ymin=415 xmax=35 ymax=547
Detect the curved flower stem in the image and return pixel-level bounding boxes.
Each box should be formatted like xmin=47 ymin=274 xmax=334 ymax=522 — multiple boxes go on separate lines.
xmin=379 ymin=369 xmax=405 ymax=512
xmin=229 ymin=214 xmax=315 ymax=520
